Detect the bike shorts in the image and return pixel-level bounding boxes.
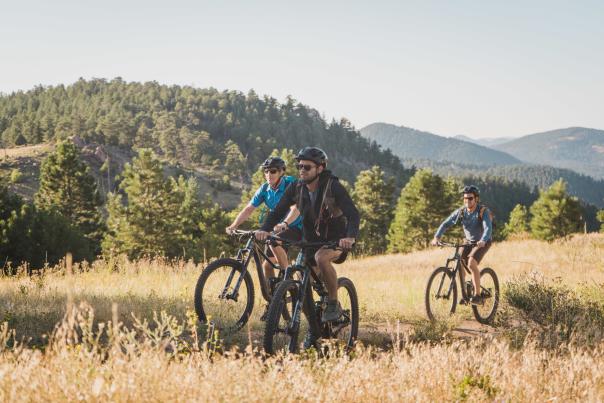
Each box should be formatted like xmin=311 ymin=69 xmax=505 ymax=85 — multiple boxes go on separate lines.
xmin=265 ymin=227 xmax=303 ymax=258
xmin=461 ymin=241 xmax=492 ymax=265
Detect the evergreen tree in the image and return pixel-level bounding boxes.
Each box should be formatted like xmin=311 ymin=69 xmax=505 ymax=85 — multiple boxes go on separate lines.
xmin=103 ymin=149 xmax=180 ymax=259
xmin=35 ymin=140 xmax=104 ymax=253
xmin=387 ymin=170 xmax=458 ymax=253
xmin=353 ymin=166 xmax=395 ymax=254
xmin=596 ymin=210 xmax=604 ymax=233
xmin=502 ymin=204 xmax=530 ymax=239
xmin=529 ymin=180 xmax=583 ymax=241
xmin=224 ymin=140 xmax=246 ymax=180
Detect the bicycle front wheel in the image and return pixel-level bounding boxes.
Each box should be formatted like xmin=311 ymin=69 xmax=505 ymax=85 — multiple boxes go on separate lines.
xmin=263 ymin=279 xmax=311 ymax=355
xmin=194 ymin=258 xmax=254 ymax=335
xmin=471 ymin=267 xmax=500 ymax=324
xmin=425 ymin=267 xmax=458 ymax=322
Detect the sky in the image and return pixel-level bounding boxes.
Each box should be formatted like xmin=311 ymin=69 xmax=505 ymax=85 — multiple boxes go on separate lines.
xmin=1 ymin=0 xmax=603 ymax=138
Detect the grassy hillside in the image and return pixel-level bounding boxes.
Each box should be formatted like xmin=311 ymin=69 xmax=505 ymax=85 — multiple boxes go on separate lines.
xmin=360 ymin=122 xmax=520 ymax=166
xmin=0 ymin=143 xmax=244 ymax=208
xmin=495 ymin=127 xmax=604 ymax=179
xmin=0 ymin=234 xmax=603 ymax=400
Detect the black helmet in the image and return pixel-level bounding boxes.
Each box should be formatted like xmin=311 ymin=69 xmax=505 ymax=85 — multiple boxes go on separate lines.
xmin=260 ymin=157 xmax=286 ymax=170
xmin=295 ymin=147 xmax=328 ymax=166
xmin=461 ymin=185 xmax=480 ymax=196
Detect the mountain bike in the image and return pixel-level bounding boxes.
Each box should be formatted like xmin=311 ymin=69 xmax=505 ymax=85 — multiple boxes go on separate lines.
xmin=263 ymin=235 xmax=359 ymax=355
xmin=194 ymin=230 xmax=288 ymax=335
xmin=425 ymin=241 xmax=499 ymax=324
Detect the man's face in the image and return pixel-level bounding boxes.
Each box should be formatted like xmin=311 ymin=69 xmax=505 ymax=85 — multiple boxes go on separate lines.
xmin=264 ymin=167 xmax=283 ymax=186
xmin=463 ymin=193 xmax=477 ymax=209
xmin=296 ymin=159 xmax=322 ymax=182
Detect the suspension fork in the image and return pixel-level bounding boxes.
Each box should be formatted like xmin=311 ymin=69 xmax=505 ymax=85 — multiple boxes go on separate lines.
xmin=223 ymin=240 xmax=254 ymax=300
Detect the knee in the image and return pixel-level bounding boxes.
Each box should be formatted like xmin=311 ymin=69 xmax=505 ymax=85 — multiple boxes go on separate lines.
xmin=315 ymin=251 xmax=329 ymax=267
xmin=468 ymin=257 xmax=479 ymax=268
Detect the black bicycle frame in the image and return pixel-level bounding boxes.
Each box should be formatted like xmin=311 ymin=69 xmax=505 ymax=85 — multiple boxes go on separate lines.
xmin=441 ymin=245 xmax=473 ymax=301
xmin=224 ymin=234 xmax=282 ymax=302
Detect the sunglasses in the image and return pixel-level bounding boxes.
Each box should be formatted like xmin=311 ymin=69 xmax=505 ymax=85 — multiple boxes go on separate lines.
xmin=296 ymin=163 xmax=315 ymax=171
xmin=264 ymin=169 xmax=279 ymax=174
xmin=463 ymin=196 xmax=475 ymax=201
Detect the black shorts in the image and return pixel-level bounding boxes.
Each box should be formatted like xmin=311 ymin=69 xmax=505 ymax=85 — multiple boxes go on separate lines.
xmin=461 ymin=241 xmax=492 ymax=265
xmin=265 ymin=227 xmax=303 ymax=258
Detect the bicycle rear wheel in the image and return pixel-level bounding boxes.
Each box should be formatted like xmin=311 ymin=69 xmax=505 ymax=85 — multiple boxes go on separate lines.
xmin=425 ymin=267 xmax=458 ymax=322
xmin=472 ymin=267 xmax=499 ymax=324
xmin=194 ymin=258 xmax=254 ymax=335
xmin=328 ymin=277 xmax=359 ymax=351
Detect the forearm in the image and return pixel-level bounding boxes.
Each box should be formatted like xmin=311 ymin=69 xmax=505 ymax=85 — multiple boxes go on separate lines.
xmin=230 ymin=204 xmax=255 ymax=228
xmin=282 ymin=206 xmax=300 ymax=226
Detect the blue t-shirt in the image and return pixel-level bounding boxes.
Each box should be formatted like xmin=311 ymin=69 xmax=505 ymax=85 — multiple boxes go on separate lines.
xmin=250 ymin=176 xmax=303 ymax=229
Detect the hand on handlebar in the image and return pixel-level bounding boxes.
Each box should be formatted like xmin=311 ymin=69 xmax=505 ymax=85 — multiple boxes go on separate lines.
xmin=273 ymin=222 xmax=288 ymax=233
xmin=226 ymin=225 xmax=237 ymax=235
xmin=431 ymin=237 xmax=440 ymax=247
xmin=254 ymin=230 xmax=270 ymax=241
xmin=339 ymin=237 xmax=355 ymax=250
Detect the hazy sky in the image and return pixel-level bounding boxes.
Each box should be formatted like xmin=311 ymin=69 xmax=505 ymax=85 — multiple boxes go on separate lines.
xmin=1 ymin=0 xmax=603 ymax=138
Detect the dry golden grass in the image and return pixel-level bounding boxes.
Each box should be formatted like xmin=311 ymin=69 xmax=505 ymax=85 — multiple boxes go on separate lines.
xmin=0 ymin=234 xmax=603 ymax=401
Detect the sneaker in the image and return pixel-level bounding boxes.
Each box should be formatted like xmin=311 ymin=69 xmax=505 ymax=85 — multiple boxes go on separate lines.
xmin=259 ymin=304 xmax=269 ymax=321
xmin=470 ymin=295 xmax=484 ymax=305
xmin=321 ymin=300 xmax=342 ymax=323
xmin=459 ymin=297 xmax=469 ymax=305
xmin=303 ymin=329 xmax=319 ymax=350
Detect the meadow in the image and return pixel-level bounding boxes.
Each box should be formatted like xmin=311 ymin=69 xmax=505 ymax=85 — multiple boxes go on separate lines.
xmin=1 ymin=234 xmax=603 ymax=401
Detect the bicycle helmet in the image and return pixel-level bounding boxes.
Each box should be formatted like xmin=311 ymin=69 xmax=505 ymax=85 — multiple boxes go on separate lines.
xmin=260 ymin=157 xmax=286 ymax=170
xmin=295 ymin=147 xmax=328 ymax=166
xmin=461 ymin=185 xmax=480 ymax=196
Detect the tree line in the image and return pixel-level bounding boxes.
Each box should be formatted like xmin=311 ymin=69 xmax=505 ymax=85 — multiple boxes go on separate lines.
xmin=2 ymin=140 xmax=601 ymax=271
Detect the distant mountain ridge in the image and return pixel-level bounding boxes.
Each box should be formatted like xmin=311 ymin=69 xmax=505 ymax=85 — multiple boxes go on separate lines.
xmin=494 ymin=127 xmax=604 ymax=179
xmin=453 ymin=135 xmax=514 ymax=147
xmin=360 ymin=123 xmax=521 ymax=166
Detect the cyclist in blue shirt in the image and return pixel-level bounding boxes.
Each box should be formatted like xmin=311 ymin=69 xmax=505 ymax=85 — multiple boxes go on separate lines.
xmin=226 ymin=156 xmax=303 ymax=305
xmin=431 ymin=185 xmax=493 ymax=304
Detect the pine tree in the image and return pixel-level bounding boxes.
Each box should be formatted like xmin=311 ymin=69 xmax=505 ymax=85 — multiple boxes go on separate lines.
xmin=103 ymin=149 xmax=180 ymax=259
xmin=595 ymin=210 xmax=604 ymax=233
xmin=529 ymin=180 xmax=583 ymax=241
xmin=35 ymin=140 xmax=104 ymax=253
xmin=387 ymin=170 xmax=458 ymax=253
xmin=353 ymin=166 xmax=395 ymax=254
xmin=224 ymin=140 xmax=246 ymax=180
xmin=502 ymin=204 xmax=530 ymax=239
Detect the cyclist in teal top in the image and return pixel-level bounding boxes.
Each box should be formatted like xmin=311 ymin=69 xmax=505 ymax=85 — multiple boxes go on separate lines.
xmin=227 ymin=157 xmax=303 ymax=310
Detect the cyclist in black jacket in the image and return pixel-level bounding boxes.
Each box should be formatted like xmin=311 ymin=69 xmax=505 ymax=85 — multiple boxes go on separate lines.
xmin=255 ymin=147 xmax=360 ymax=323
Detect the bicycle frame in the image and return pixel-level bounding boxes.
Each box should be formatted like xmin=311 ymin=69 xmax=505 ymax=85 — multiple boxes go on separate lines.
xmin=224 ymin=233 xmax=283 ymax=303
xmin=440 ymin=244 xmax=474 ymax=302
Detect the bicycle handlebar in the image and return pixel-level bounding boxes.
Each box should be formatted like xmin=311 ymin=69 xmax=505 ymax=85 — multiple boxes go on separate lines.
xmin=436 ymin=240 xmax=477 ymax=248
xmin=267 ymin=233 xmax=342 ymax=250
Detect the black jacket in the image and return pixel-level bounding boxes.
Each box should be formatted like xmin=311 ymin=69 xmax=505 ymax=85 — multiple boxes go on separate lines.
xmin=261 ymin=170 xmax=360 ymax=241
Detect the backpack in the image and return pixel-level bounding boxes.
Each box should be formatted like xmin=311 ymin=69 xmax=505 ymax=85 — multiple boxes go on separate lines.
xmin=296 ymin=176 xmax=344 ymax=236
xmin=458 ymin=204 xmax=496 ymax=230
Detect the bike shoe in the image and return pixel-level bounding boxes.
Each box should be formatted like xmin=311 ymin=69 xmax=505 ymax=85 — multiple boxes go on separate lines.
xmin=459 ymin=297 xmax=469 ymax=305
xmin=470 ymin=295 xmax=484 ymax=305
xmin=321 ymin=300 xmax=342 ymax=323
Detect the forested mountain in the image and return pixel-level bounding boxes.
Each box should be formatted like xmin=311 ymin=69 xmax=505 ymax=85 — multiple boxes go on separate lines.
xmin=494 ymin=127 xmax=604 ymax=179
xmin=403 ymin=158 xmax=604 ymax=208
xmin=0 ymin=78 xmax=412 ymax=186
xmin=360 ymin=123 xmax=520 ymax=166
